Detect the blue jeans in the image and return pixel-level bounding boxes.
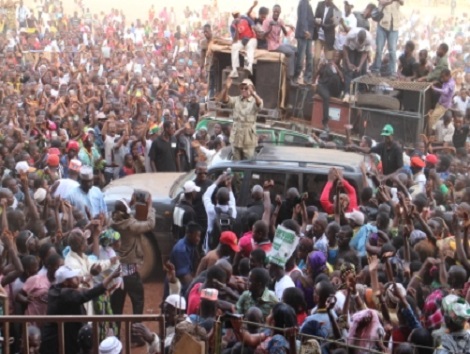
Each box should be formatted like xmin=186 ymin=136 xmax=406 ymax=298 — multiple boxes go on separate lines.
xmin=373 ymin=25 xmax=398 ymax=75
xmin=294 ymin=38 xmax=313 ymax=82
xmin=274 ymin=44 xmax=296 ymax=78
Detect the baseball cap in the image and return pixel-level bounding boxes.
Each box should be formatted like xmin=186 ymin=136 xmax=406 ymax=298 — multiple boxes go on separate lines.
xmin=69 ymin=159 xmax=82 ymax=173
xmin=165 ymin=294 xmax=187 ymax=310
xmin=15 ymin=161 xmax=36 ymax=174
xmin=47 ymin=154 xmax=60 ymax=167
xmin=67 ymin=140 xmax=80 ymax=152
xmin=96 ymin=112 xmax=106 ymax=120
xmin=200 ymin=288 xmax=219 ymax=302
xmin=381 ymin=124 xmax=394 ymax=136
xmin=410 ymin=156 xmax=425 ymax=168
xmin=99 ymin=336 xmax=122 ymax=354
xmin=34 ymin=188 xmax=47 ymax=203
xmin=240 ymin=79 xmax=254 ymax=87
xmin=220 ymin=231 xmax=240 ymax=252
xmin=48 ymin=147 xmax=61 ymax=156
xmin=54 ymin=265 xmax=80 ymax=284
xmin=425 ymin=154 xmax=438 ymax=165
xmin=183 ymin=181 xmax=201 ymax=194
xmin=345 ymin=210 xmax=365 ymax=226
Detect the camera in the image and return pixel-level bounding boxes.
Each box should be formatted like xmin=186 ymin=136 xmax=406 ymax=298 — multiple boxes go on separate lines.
xmin=133 ymin=189 xmax=150 ymax=204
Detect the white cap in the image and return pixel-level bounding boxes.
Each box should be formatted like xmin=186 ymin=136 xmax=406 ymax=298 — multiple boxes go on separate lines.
xmin=54 ymin=265 xmax=80 ymax=284
xmin=15 ymin=161 xmax=35 ymax=173
xmin=79 ymin=166 xmax=94 ymax=180
xmin=183 ymin=181 xmax=201 ymax=194
xmin=188 ymin=116 xmax=196 ymax=123
xmin=345 ymin=210 xmax=365 ymax=226
xmin=118 ymin=198 xmax=131 ymax=214
xmin=99 ymin=336 xmax=123 ymax=354
xmin=165 ymin=294 xmax=187 ymax=310
xmin=34 ymin=188 xmax=47 ymax=203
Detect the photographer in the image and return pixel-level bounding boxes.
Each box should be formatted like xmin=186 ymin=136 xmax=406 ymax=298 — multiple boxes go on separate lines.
xmin=110 ymin=192 xmax=155 ymax=346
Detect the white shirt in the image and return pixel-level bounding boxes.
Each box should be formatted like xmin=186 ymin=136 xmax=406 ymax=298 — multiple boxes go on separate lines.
xmin=274 ymin=275 xmax=295 ymax=301
xmin=453 ymin=96 xmax=470 ymax=115
xmin=103 ymin=134 xmax=120 ymax=172
xmin=202 ymin=183 xmax=237 ymax=252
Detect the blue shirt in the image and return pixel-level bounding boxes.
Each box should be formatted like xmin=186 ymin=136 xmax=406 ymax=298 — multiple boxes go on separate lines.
xmin=170 ymin=237 xmax=198 ymax=278
xmin=66 ymin=186 xmax=107 ymax=220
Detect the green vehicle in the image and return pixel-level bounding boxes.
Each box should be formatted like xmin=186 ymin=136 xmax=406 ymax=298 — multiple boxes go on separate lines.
xmin=196 ymin=117 xmax=316 ymax=147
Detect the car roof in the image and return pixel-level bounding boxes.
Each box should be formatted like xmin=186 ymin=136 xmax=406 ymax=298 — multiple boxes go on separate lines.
xmin=209 ymin=146 xmax=364 ymax=172
xmin=103 ymin=172 xmax=185 ymax=201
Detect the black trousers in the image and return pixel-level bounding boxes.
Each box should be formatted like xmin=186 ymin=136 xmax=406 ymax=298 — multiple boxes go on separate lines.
xmin=317 ymin=76 xmax=342 ymax=125
xmin=110 ymin=272 xmax=144 ymax=339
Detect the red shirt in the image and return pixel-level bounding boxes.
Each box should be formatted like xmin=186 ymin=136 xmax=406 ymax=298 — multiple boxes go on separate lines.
xmin=237 ymin=18 xmax=255 ymax=39
xmin=187 ymin=283 xmax=202 ymax=315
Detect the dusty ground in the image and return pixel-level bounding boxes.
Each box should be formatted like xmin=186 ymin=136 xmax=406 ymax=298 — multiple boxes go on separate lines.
xmin=121 ymin=280 xmax=164 ymax=354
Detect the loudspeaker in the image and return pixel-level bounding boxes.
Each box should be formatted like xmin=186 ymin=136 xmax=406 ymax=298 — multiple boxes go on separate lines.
xmin=254 ymin=61 xmax=282 ymax=110
xmin=357 ymin=109 xmax=424 ymax=146
xmin=399 ymin=89 xmax=434 ymax=114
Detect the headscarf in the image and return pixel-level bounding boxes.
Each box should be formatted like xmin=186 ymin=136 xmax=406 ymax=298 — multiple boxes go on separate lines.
xmin=307 ymin=251 xmax=327 ymax=278
xmin=442 ymin=294 xmax=470 ymax=327
xmin=423 ymin=289 xmax=445 ymax=330
xmin=347 ymin=309 xmax=383 ymax=352
xmin=99 ymin=229 xmax=121 ymax=248
xmin=338 ymin=262 xmax=356 ymax=290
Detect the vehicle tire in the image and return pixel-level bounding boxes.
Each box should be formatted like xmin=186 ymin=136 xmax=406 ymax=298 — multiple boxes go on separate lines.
xmin=138 ymin=235 xmax=157 ymax=282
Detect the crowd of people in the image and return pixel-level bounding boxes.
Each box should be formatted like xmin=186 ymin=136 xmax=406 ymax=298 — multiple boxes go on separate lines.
xmin=0 ymin=0 xmax=470 ymax=353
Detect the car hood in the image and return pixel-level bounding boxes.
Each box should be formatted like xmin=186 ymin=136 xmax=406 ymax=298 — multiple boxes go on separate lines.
xmin=103 ymin=172 xmax=185 ymax=203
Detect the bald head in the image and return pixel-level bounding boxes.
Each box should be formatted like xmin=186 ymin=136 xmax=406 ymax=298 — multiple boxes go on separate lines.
xmin=251 ymin=185 xmax=263 ymax=201
xmin=286 ymin=187 xmax=300 ymax=200
xmin=215 ymin=258 xmax=233 ymax=279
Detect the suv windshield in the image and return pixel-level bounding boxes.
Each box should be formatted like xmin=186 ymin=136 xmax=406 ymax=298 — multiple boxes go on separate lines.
xmin=169 ymin=171 xmax=195 ymax=199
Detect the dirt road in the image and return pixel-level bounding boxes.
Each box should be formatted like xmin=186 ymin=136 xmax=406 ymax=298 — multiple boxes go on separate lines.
xmin=121 ymin=280 xmax=164 ymax=354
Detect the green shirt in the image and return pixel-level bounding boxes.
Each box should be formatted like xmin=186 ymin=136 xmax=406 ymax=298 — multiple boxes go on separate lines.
xmin=236 ymin=288 xmax=278 ymax=319
xmin=426 ymin=55 xmax=449 ymax=82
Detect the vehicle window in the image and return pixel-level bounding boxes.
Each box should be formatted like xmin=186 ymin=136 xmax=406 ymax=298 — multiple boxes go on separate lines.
xmin=257 ymin=130 xmax=275 ymax=144
xmin=302 ymin=173 xmax=358 ymax=210
xmin=249 ymin=172 xmax=299 ymax=198
xmin=208 ymin=168 xmax=245 ymax=201
xmin=284 ymin=134 xmax=308 ymax=146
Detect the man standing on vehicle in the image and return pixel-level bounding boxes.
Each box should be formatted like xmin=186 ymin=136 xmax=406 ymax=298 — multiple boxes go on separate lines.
xmin=200 ymin=24 xmax=215 ymax=98
xmin=221 ymin=77 xmax=262 ymax=161
xmin=293 ymin=0 xmax=315 ymax=85
xmin=372 ymin=0 xmax=403 ymax=76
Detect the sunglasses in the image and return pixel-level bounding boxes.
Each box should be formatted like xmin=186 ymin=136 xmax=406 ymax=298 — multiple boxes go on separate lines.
xmin=240 ymin=87 xmax=249 ymax=91
xmin=197 ymin=171 xmax=207 ymax=175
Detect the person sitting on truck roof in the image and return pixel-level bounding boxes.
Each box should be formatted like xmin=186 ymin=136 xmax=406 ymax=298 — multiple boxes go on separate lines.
xmin=229 ymin=8 xmax=257 ymax=78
